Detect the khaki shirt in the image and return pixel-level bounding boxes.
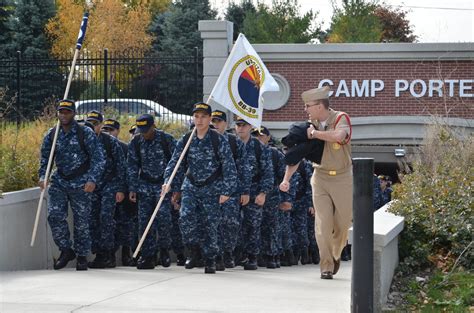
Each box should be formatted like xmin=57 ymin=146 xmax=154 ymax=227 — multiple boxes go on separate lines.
xmin=311 ymin=109 xmax=352 ymax=175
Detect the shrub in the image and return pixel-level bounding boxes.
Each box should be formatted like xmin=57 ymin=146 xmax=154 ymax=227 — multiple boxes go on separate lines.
xmin=389 ymin=122 xmax=473 ymax=273
xmin=0 ymin=111 xmax=188 ymax=194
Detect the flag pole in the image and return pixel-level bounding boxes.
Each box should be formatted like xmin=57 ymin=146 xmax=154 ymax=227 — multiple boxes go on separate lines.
xmin=30 ymin=13 xmax=89 ymax=247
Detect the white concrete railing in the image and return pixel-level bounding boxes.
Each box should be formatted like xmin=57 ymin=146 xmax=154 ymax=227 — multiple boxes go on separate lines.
xmin=348 ymin=202 xmax=404 ymax=313
xmin=0 ymin=187 xmax=59 ymax=271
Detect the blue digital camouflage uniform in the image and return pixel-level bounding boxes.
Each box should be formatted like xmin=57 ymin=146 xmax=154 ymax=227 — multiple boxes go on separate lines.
xmin=127 ymin=129 xmax=176 ymax=258
xmin=381 ymin=187 xmax=392 ymax=206
xmin=114 ymin=140 xmax=138 ymax=250
xmin=240 ymin=138 xmax=273 ymax=257
xmin=291 ymin=160 xmax=313 ymax=252
xmin=218 ymin=132 xmax=251 ymax=256
xmin=39 ymin=121 xmax=105 ymax=256
xmin=170 ymin=206 xmax=184 ymax=255
xmin=373 ymin=175 xmax=384 ymax=211
xmin=260 ymin=146 xmax=285 ymax=257
xmin=277 ymin=175 xmax=297 ymax=255
xmin=164 ymin=129 xmax=238 ymax=260
xmin=90 ymin=133 xmax=127 ymax=254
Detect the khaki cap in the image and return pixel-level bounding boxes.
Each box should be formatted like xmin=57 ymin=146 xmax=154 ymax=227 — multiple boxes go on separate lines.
xmin=301 ymin=86 xmax=330 ymax=103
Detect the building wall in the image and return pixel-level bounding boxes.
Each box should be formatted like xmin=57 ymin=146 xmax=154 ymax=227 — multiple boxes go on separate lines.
xmin=264 ymin=60 xmax=473 ymax=121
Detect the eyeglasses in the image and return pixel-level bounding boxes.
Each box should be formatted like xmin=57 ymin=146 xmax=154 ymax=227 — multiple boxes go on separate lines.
xmin=304 ymin=102 xmax=320 ymax=109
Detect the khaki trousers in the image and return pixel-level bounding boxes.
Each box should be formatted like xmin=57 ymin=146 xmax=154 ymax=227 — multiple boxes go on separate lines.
xmin=311 ymin=169 xmax=353 ymax=273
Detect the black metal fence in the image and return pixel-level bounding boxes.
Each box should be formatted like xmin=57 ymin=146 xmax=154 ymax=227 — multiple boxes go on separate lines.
xmin=0 ymin=48 xmax=202 ymax=123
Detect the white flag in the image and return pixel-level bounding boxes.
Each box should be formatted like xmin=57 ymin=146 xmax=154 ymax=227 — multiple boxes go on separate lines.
xmin=209 ymin=33 xmax=279 ymax=128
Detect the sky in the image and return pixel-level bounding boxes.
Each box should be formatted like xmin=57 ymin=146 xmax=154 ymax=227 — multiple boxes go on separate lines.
xmin=211 ymin=0 xmax=474 ymax=43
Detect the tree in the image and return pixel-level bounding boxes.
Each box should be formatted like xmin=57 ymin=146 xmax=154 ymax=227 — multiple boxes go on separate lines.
xmin=242 ymin=0 xmax=322 ymax=43
xmin=150 ymin=0 xmax=217 ymax=55
xmin=46 ymin=0 xmax=153 ymax=57
xmin=327 ymin=0 xmax=382 ymax=43
xmin=5 ymin=0 xmax=62 ymax=118
xmin=0 ymin=0 xmax=14 ymax=59
xmin=374 ymin=4 xmax=417 ymax=42
xmin=224 ymin=0 xmax=256 ymax=41
xmin=147 ymin=0 xmax=217 ymax=113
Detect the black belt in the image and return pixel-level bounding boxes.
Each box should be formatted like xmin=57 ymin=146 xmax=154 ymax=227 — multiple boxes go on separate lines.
xmin=139 ymin=171 xmax=164 ymax=185
xmin=186 ymin=166 xmax=222 ymax=187
xmin=57 ymin=160 xmax=90 ymax=181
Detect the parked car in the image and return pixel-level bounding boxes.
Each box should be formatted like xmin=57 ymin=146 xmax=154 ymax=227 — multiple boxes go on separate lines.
xmin=75 ymin=98 xmax=192 ymax=123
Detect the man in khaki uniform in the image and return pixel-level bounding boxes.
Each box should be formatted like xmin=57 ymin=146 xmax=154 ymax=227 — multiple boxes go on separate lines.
xmin=280 ymin=86 xmax=352 ymax=279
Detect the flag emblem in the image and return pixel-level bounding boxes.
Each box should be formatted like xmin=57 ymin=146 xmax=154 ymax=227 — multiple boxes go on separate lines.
xmin=229 ymin=56 xmax=265 ymax=118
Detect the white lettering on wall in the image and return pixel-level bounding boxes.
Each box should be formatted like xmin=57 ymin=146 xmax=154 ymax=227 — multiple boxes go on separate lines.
xmin=317 ymin=79 xmax=473 ymax=98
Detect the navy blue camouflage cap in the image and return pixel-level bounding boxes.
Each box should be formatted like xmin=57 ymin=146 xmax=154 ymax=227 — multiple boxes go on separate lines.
xmin=211 ymin=110 xmax=227 ymax=122
xmin=136 ymin=114 xmax=154 ymax=133
xmin=235 ymin=116 xmax=250 ymax=125
xmin=86 ymin=110 xmax=103 ymax=123
xmin=102 ymin=118 xmax=120 ymax=131
xmin=192 ymin=102 xmax=212 ymax=115
xmin=252 ymin=126 xmax=270 ymax=136
xmin=56 ymin=99 xmax=76 ymax=112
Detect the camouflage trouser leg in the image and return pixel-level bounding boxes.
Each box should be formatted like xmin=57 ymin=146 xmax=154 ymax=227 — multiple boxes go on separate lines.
xmin=170 ymin=208 xmax=184 ymax=254
xmin=291 ymin=200 xmax=309 ymax=251
xmin=156 ymin=196 xmax=172 ymax=250
xmin=114 ymin=198 xmax=138 ymax=249
xmin=260 ymin=191 xmax=279 ymax=256
xmin=90 ymin=184 xmax=117 ymax=252
xmin=242 ymin=202 xmax=263 ymax=256
xmin=279 ymin=210 xmax=293 ymax=251
xmin=137 ymin=192 xmax=160 ymax=257
xmin=48 ymin=183 xmax=92 ymax=256
xmin=307 ymin=212 xmax=318 ymax=250
xmin=218 ymin=196 xmax=240 ymax=254
xmin=180 ymin=191 xmax=221 ymax=259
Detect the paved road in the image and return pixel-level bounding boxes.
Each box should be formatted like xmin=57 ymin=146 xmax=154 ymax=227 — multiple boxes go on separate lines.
xmin=0 ymin=261 xmax=351 ymax=313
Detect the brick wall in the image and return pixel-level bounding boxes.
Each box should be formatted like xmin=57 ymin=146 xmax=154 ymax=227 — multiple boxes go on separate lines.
xmin=263 ymin=61 xmax=474 ymax=121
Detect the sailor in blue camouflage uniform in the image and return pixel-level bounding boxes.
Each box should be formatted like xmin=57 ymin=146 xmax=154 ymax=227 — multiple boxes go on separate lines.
xmin=234 ymin=118 xmax=273 ymax=270
xmin=163 ymin=103 xmax=238 ymax=274
xmin=290 ymin=159 xmax=314 ymax=265
xmin=251 ymin=126 xmax=285 ymax=269
xmin=307 ymin=203 xmax=320 ymax=264
xmin=127 ymin=114 xmax=176 ymax=269
xmin=84 ymin=112 xmax=126 ymax=269
xmin=102 ymin=119 xmax=137 ymax=266
xmin=211 ymin=110 xmax=251 ymax=270
xmin=39 ymin=100 xmax=105 ymax=271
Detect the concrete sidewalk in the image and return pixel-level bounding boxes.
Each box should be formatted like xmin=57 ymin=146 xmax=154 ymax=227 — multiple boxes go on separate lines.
xmin=0 ymin=262 xmax=351 ymax=313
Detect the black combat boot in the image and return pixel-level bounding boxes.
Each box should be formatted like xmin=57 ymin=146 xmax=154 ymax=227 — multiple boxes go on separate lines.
xmin=309 ymin=246 xmax=320 ymax=264
xmin=300 ymin=248 xmax=309 ymax=265
xmin=275 ymin=255 xmax=281 ymax=268
xmin=105 ymin=251 xmax=116 ymax=268
xmin=88 ymin=252 xmax=106 ymax=269
xmin=280 ymin=253 xmax=289 ymax=266
xmin=205 ymin=258 xmax=216 ymax=274
xmin=160 ymin=248 xmax=171 ymax=268
xmin=292 ymin=249 xmax=300 ymax=265
xmin=136 ymin=255 xmax=155 ymax=269
xmin=54 ymin=248 xmax=76 ymax=270
xmin=341 ymin=244 xmax=351 ymax=261
xmin=121 ymin=246 xmax=134 ymax=266
xmin=185 ymin=245 xmax=200 ymax=269
xmin=76 ymin=256 xmax=88 ymax=271
xmin=223 ymin=251 xmax=235 ymax=268
xmin=266 ymin=255 xmax=277 ymax=269
xmin=244 ymin=254 xmax=257 ymax=270
xmin=215 ymin=255 xmax=225 ymax=271
xmin=285 ymin=249 xmax=295 ymax=266
xmin=176 ymin=253 xmax=186 ymax=266
xmin=257 ymin=254 xmax=266 ymax=267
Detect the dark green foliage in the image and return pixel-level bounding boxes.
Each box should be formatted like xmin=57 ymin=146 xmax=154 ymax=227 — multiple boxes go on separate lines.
xmin=224 ymin=0 xmax=256 ymax=41
xmin=242 ymin=0 xmax=322 ymax=43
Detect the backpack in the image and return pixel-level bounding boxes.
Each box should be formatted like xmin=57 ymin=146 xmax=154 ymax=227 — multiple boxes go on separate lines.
xmin=227 ymin=133 xmax=238 ymax=161
xmin=131 ymin=129 xmax=173 ymax=165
